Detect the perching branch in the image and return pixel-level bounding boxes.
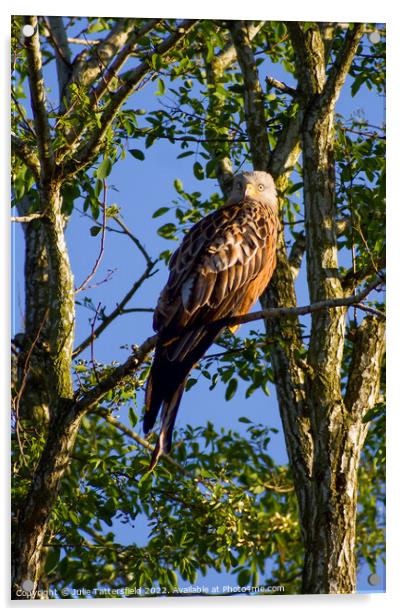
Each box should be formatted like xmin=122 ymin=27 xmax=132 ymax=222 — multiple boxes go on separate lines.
xmin=216 ymin=274 xmax=385 ymax=329
xmin=75 ymin=273 xmax=385 ymax=415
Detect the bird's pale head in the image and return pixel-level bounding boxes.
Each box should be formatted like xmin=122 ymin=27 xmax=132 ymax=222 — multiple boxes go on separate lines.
xmin=227 ymin=170 xmax=278 ymax=209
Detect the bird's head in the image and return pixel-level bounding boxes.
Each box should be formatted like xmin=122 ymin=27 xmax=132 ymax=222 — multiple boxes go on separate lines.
xmin=227 ymin=170 xmax=278 ymax=209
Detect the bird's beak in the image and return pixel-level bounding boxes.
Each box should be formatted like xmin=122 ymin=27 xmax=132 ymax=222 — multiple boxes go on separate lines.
xmin=244 ymin=183 xmax=257 ymax=199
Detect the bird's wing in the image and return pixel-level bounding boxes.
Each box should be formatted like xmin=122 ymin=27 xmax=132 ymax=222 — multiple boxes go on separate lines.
xmin=154 ymin=200 xmax=277 ymax=336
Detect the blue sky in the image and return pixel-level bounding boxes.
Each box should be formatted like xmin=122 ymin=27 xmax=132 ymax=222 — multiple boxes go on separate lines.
xmin=11 ymin=18 xmax=385 ymax=594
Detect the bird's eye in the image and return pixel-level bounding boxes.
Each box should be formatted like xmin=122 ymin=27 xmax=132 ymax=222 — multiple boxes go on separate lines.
xmin=237 ymin=181 xmax=243 ymax=189
xmin=258 ymin=184 xmax=264 ymax=191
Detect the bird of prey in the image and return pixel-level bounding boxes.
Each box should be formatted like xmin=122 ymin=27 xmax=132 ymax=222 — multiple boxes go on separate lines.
xmin=144 ymin=170 xmax=278 ymax=469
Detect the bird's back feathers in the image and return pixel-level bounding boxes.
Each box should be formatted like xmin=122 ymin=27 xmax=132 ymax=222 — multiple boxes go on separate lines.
xmin=144 ymin=191 xmax=278 ymax=468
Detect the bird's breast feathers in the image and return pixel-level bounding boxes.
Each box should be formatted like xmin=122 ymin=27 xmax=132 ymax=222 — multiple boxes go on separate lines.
xmin=154 ymin=199 xmax=278 ymax=335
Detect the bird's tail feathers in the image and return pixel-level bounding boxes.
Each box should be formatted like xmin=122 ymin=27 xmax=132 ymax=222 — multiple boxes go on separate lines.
xmin=148 ymin=382 xmax=185 ymax=470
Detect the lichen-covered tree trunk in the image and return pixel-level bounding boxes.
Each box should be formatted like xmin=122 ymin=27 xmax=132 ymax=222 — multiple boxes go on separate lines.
xmin=12 ymin=182 xmax=77 ymax=597
xmin=230 ymin=20 xmax=385 ymax=593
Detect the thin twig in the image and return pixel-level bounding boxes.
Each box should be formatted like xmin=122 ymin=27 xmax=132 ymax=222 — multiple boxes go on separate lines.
xmin=90 ymin=303 xmax=102 ymax=385
xmin=73 ymin=261 xmax=157 ymax=357
xmin=75 ymin=180 xmax=108 ymax=294
xmin=355 ymin=303 xmax=385 ymax=319
xmin=111 ymin=215 xmax=153 ymax=267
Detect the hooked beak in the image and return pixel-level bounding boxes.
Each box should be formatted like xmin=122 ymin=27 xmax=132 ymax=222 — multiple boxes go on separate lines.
xmin=244 ymin=183 xmax=257 ymax=199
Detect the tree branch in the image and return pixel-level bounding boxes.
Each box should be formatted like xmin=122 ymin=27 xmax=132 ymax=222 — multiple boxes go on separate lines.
xmin=69 ymin=18 xmax=139 ymax=89
xmin=229 ymin=20 xmax=270 ymax=170
xmin=23 ymin=16 xmax=55 ymax=182
xmin=219 ymin=274 xmax=385 ymax=329
xmin=74 ymin=334 xmax=158 ymax=413
xmin=73 ymin=260 xmax=157 ymax=357
xmin=288 ymin=232 xmax=306 ymax=280
xmin=266 ymin=76 xmax=298 ymax=97
xmin=320 ymin=24 xmax=365 ymax=112
xmin=111 ymin=215 xmax=153 ymax=267
xmin=11 ymin=212 xmax=44 ymax=223
xmin=75 ymin=273 xmax=385 ymax=413
xmin=75 ymin=181 xmax=107 ymax=294
xmin=65 ymin=20 xmax=198 ymax=175
xmin=11 ymin=134 xmax=40 ymax=180
xmin=285 ymin=22 xmax=326 ymax=97
xmin=344 ymin=315 xmax=385 ymax=418
xmin=97 ymin=409 xmax=186 ymax=473
xmin=44 ymin=17 xmax=72 ymax=105
xmin=91 ymin=18 xmax=163 ymax=104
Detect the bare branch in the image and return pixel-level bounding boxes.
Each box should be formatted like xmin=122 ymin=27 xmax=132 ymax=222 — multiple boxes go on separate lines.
xmin=73 ymin=260 xmax=157 ymax=357
xmin=355 ymin=303 xmax=385 ymax=320
xmin=218 ymin=274 xmax=385 ymax=329
xmin=266 ymin=76 xmax=298 ymax=97
xmin=111 ymin=215 xmax=153 ymax=267
xmin=23 ymin=16 xmax=55 ymax=181
xmin=11 ymin=212 xmax=44 ymax=223
xmin=68 ymin=37 xmax=99 ymax=46
xmin=75 ymin=181 xmax=108 ymax=294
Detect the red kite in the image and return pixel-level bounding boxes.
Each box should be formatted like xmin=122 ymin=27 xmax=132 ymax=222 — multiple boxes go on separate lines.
xmin=144 ymin=171 xmax=278 ymax=468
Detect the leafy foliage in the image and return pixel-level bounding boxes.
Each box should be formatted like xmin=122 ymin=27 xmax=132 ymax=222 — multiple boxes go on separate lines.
xmin=11 ymin=16 xmax=385 ymax=596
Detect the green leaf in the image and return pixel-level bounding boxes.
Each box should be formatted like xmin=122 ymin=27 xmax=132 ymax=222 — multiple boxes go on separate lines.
xmin=238 ymin=416 xmax=252 ymax=424
xmin=44 ymin=546 xmax=61 ymax=575
xmin=225 ymin=378 xmax=238 ymax=401
xmin=128 ymin=149 xmax=145 ymax=161
xmin=238 ymin=568 xmax=251 ymax=587
xmin=128 ymin=407 xmax=138 ymax=428
xmin=96 ymin=158 xmax=112 ymax=179
xmin=90 ymin=226 xmax=101 ymax=236
xmin=152 ymin=207 xmax=170 ymax=218
xmin=174 ymin=178 xmax=183 ymax=192
xmin=193 ymin=161 xmax=204 ymax=180
xmin=155 ymin=78 xmax=166 ymax=96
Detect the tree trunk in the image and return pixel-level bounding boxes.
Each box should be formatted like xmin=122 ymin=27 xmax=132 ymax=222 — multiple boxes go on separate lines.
xmin=230 ymin=21 xmax=383 ymax=592
xmin=12 ymin=183 xmax=76 ymax=598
